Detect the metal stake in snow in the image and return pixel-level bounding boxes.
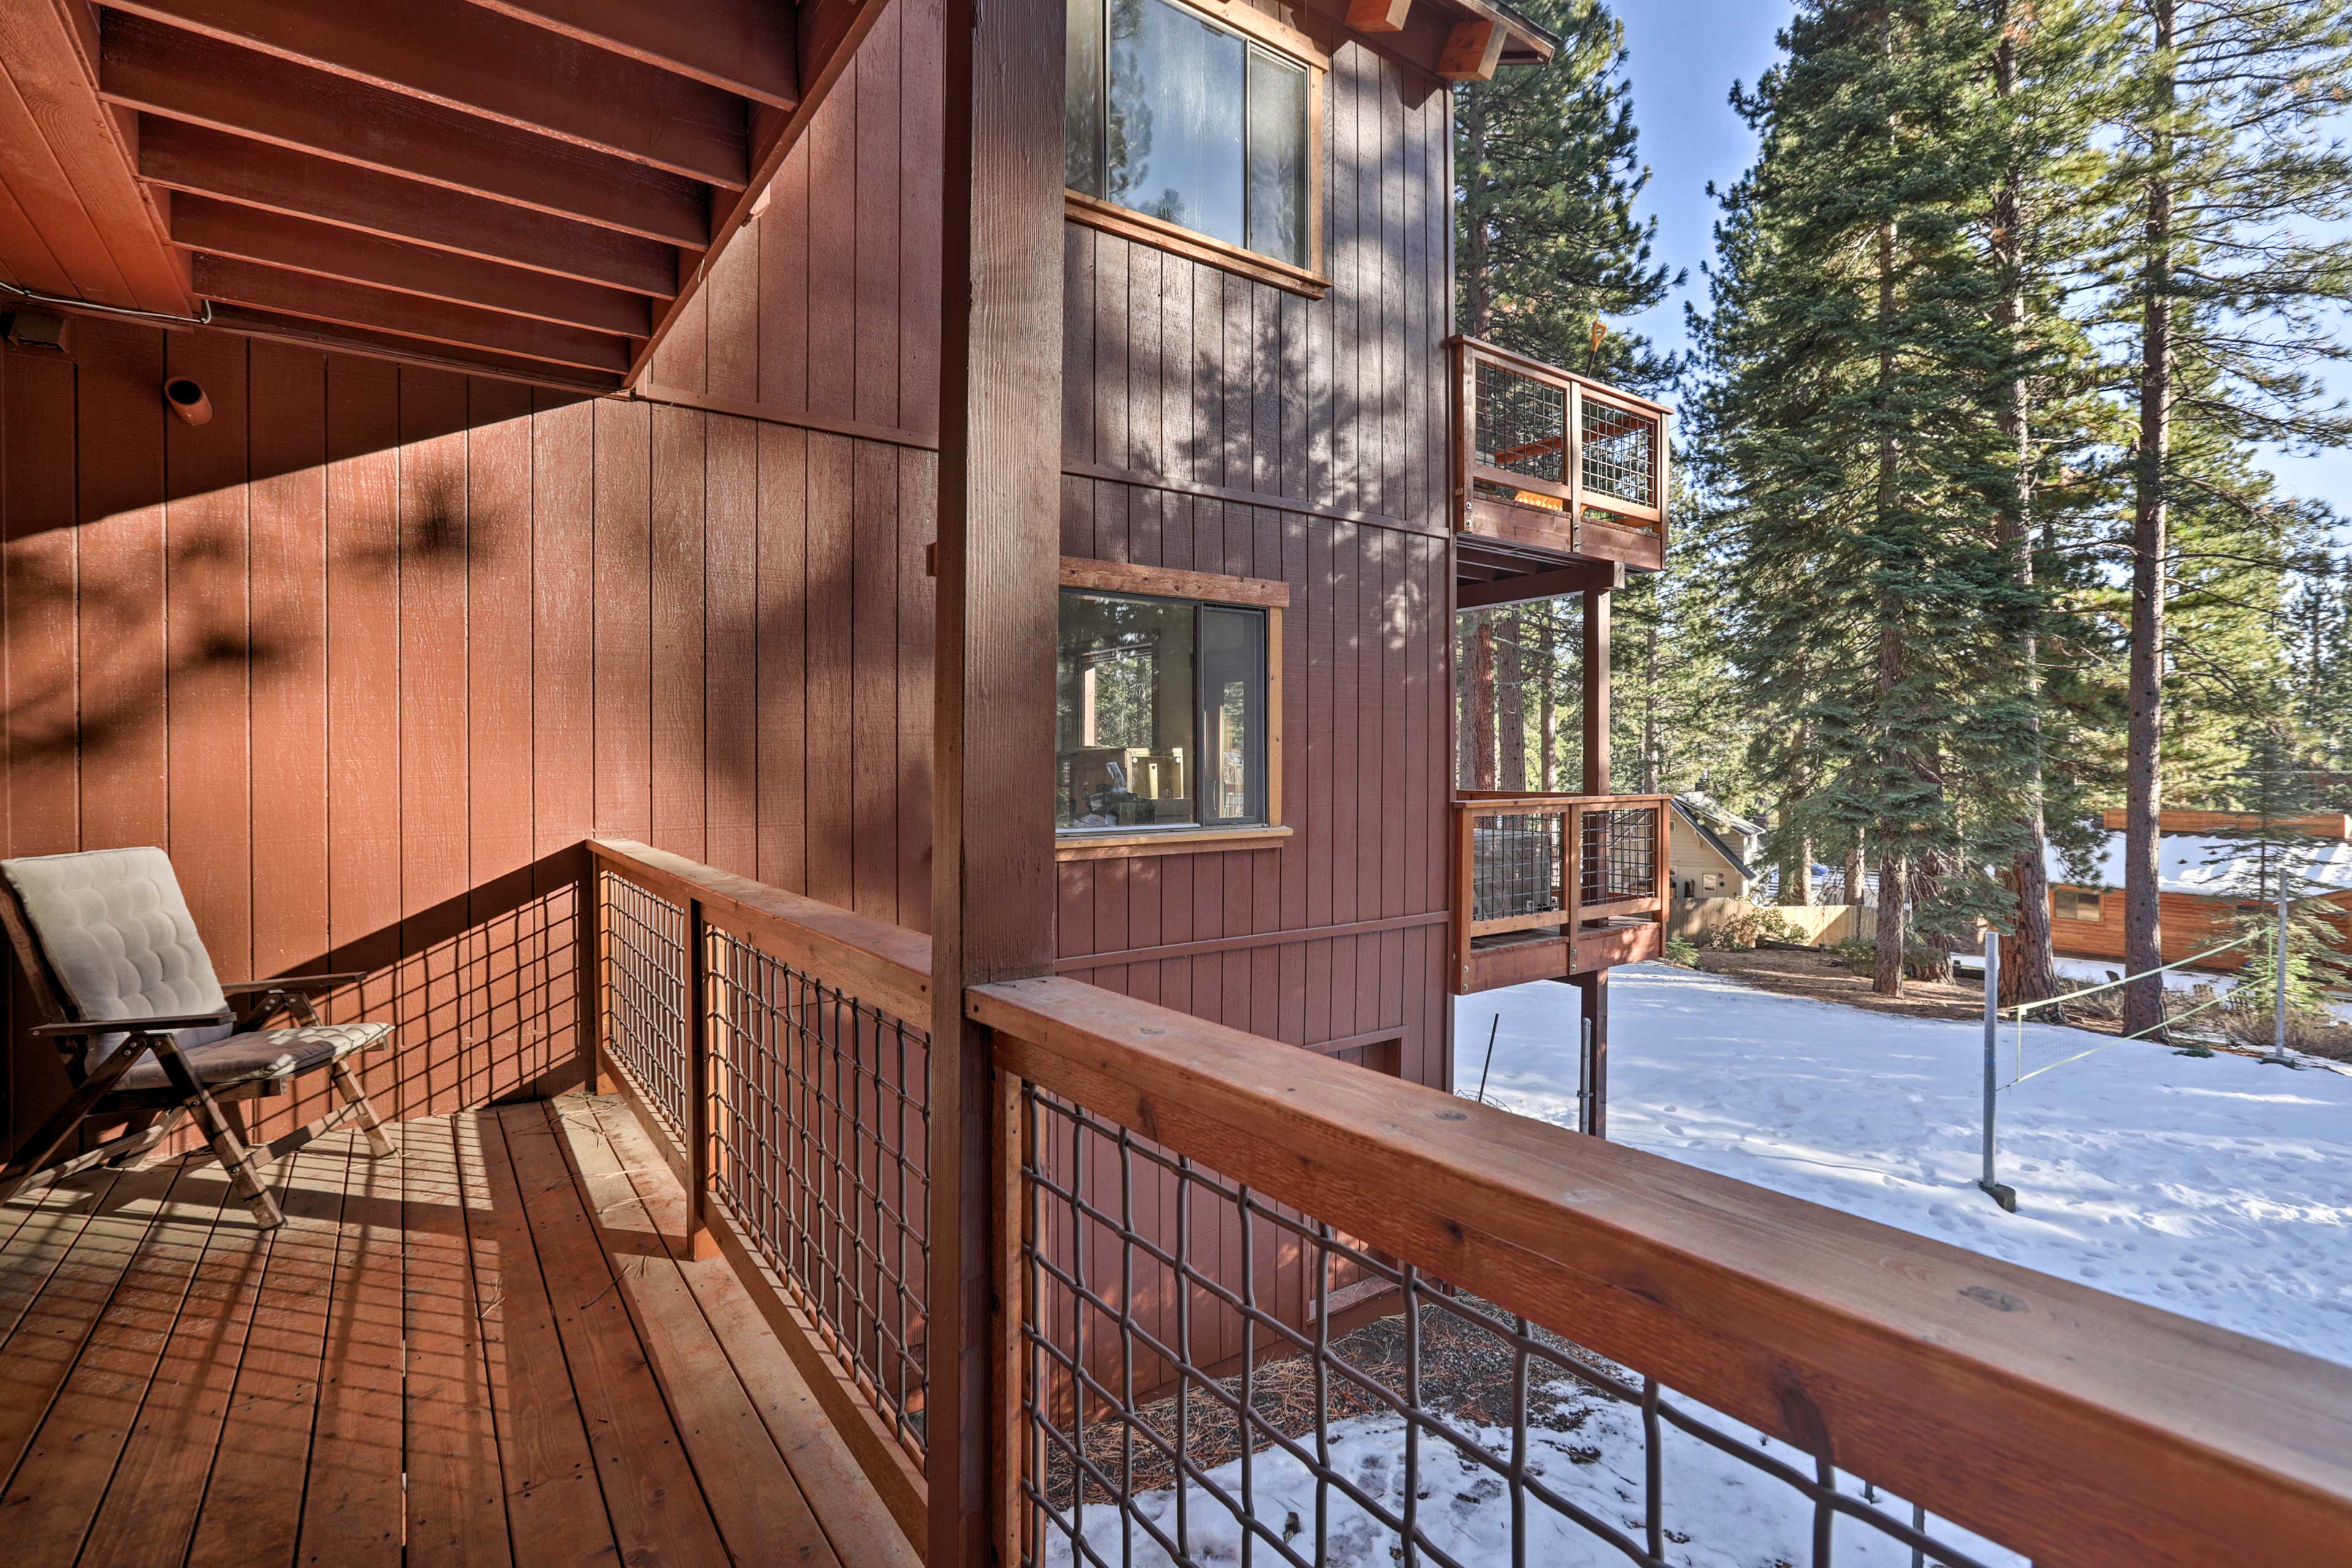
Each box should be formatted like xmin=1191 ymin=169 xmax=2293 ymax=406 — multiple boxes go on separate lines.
xmin=2266 ymin=889 xmax=2293 ymax=1067
xmin=1978 ymin=930 xmax=2017 ymax=1213
xmin=1475 ymin=1013 xmax=1501 ymax=1103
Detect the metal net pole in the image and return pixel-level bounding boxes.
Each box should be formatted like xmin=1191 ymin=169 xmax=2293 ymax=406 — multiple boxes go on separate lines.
xmin=2267 ymin=890 xmax=2293 ymax=1066
xmin=1978 ymin=931 xmax=2015 ymax=1212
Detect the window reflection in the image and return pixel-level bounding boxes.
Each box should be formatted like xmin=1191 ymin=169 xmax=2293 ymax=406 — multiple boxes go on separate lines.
xmin=1058 ymin=594 xmax=1198 ymax=830
xmin=1057 ymin=590 xmax=1268 ymax=832
xmin=1067 ymin=0 xmax=1311 ymax=270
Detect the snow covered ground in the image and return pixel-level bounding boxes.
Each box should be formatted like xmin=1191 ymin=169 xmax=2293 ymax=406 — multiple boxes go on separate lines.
xmin=1464 ymin=962 xmax=2352 ymax=1368
xmin=1042 ymin=962 xmax=2352 ymax=1567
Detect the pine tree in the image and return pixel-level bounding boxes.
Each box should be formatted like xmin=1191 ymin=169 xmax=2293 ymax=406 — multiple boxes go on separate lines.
xmin=1455 ymin=0 xmax=1678 ymax=386
xmin=1692 ymin=0 xmax=2030 ymax=996
xmin=1610 ymin=539 xmax=1758 ymax=804
xmin=2286 ymin=551 xmax=2352 ymax=769
xmin=2097 ymin=0 xmax=2352 ymax=1038
xmin=1981 ymin=0 xmax=2128 ymax=1005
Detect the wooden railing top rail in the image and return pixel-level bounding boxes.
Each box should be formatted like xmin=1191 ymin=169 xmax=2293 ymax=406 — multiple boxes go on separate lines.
xmin=589 ymin=838 xmax=932 ymax=1025
xmin=1447 ymin=334 xmax=1673 ymax=418
xmin=971 ymin=972 xmax=2352 ymax=1568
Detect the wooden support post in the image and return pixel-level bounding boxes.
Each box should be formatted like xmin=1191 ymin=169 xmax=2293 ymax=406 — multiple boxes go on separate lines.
xmin=1564 ymin=802 xmax=1583 ymax=939
xmin=1582 ymin=585 xmax=1611 ymax=796
xmin=1578 ymin=583 xmax=1612 ymax=1135
xmin=933 ymin=0 xmax=1065 ymax=1551
xmin=584 ymin=853 xmax=615 ymax=1093
xmin=1566 ymin=379 xmax=1585 ymax=556
xmin=684 ymin=899 xmax=718 ymax=1261
xmin=1453 ymin=807 xmax=1474 ymax=991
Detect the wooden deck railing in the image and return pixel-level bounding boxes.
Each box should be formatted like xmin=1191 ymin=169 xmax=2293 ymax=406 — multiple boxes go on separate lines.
xmin=1448 ymin=336 xmax=1672 ymax=565
xmin=1450 ymin=793 xmax=1669 ymax=989
xmin=587 ymin=838 xmax=936 ymax=1545
xmin=586 ymin=839 xmax=2352 ymax=1568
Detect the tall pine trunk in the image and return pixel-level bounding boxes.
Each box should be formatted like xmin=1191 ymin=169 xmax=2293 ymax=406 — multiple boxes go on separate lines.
xmin=1844 ymin=834 xmax=1867 ymax=909
xmin=1872 ymin=175 xmax=1907 ymax=997
xmin=1472 ymin=617 xmax=1499 ymax=790
xmin=2123 ymin=0 xmax=2174 ymax=1040
xmin=1640 ymin=615 xmax=1661 ymax=793
xmin=1781 ymin=723 xmax=1814 ymax=907
xmin=1498 ymin=608 xmax=1528 ymax=791
xmin=1874 ymin=851 xmax=1908 ymax=991
xmin=1538 ymin=609 xmax=1558 ymax=791
xmin=1992 ymin=8 xmax=2057 ymax=1006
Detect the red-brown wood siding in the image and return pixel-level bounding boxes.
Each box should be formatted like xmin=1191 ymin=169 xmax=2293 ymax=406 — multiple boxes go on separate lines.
xmin=2048 ymin=885 xmax=2352 ymax=972
xmin=0 ymin=316 xmax=937 ymax=1150
xmin=639 ymin=0 xmax=1461 ymax=1088
xmin=1044 ymin=24 xmax=1456 ymax=1091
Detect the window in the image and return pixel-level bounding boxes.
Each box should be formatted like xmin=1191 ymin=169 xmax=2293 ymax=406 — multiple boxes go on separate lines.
xmin=2054 ymin=888 xmax=2103 ymax=923
xmin=1066 ymin=0 xmax=1317 ymax=272
xmin=1058 ymin=589 xmax=1270 ymax=833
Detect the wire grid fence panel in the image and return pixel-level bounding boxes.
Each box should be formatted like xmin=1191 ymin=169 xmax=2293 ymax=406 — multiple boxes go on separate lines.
xmin=600 ymin=869 xmax=692 ymax=1151
xmin=1469 ymin=812 xmax=1564 ymax=922
xmin=1581 ymin=807 xmax=1659 ymax=908
xmin=1474 ymin=358 xmax=1567 ymax=484
xmin=1017 ymin=1085 xmax=2013 ymax=1568
xmin=1580 ymin=399 xmax=1657 ymax=511
xmin=707 ymin=929 xmax=932 ymax=1461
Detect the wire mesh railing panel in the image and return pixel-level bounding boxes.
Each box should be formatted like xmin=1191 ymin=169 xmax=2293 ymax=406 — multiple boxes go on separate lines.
xmin=1581 ymin=807 xmax=1659 ymax=909
xmin=1580 ymin=399 xmax=1657 ymax=511
xmin=1469 ymin=813 xmax=1564 ymax=924
xmin=601 ymin=869 xmax=691 ymax=1150
xmin=1017 ymin=1087 xmax=2015 ymax=1568
xmin=708 ymin=929 xmax=931 ymax=1461
xmin=1473 ymin=359 xmax=1567 ymax=484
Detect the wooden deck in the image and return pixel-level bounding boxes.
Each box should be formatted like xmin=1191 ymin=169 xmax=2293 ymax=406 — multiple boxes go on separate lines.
xmin=0 ymin=1096 xmax=918 ymax=1568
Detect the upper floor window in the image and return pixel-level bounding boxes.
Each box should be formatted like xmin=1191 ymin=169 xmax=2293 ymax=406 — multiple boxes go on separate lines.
xmin=1058 ymin=588 xmax=1270 ymax=833
xmin=1065 ymin=0 xmax=1315 ymax=270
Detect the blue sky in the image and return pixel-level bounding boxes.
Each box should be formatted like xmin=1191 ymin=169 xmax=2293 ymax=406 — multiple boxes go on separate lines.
xmin=1609 ymin=0 xmax=2352 ymax=522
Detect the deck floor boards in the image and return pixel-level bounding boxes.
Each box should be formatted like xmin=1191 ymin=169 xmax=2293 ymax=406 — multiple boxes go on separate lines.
xmin=0 ymin=1097 xmax=914 ymax=1568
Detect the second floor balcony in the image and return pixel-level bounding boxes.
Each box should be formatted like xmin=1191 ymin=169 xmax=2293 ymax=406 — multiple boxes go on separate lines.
xmin=1450 ymin=337 xmax=1672 ymax=575
xmin=1452 ymin=793 xmax=1671 ymax=993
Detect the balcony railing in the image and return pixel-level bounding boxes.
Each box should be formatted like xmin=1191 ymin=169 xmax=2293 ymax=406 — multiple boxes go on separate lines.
xmin=1449 ymin=336 xmax=1670 ymax=570
xmin=1450 ymin=793 xmax=1670 ymax=992
xmin=587 ymin=839 xmax=2352 ymax=1568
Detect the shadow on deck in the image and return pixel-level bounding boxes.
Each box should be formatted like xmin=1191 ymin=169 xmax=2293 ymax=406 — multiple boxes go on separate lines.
xmin=0 ymin=1095 xmax=918 ymax=1568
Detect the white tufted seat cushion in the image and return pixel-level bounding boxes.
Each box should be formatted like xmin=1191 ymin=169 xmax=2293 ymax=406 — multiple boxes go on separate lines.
xmin=3 ymin=846 xmax=236 ymax=1071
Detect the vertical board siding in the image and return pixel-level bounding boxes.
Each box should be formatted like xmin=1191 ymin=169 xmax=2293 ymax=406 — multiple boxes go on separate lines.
xmin=0 ymin=318 xmax=935 ymax=1148
xmin=1039 ymin=21 xmax=1456 ymax=1084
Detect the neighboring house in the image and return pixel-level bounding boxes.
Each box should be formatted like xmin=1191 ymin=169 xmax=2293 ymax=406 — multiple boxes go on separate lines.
xmin=1670 ymin=796 xmax=1758 ymax=903
xmin=2044 ymin=810 xmax=2352 ymax=970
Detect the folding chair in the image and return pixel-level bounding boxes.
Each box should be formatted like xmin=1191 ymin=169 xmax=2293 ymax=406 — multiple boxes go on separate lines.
xmin=0 ymin=846 xmax=396 ymax=1229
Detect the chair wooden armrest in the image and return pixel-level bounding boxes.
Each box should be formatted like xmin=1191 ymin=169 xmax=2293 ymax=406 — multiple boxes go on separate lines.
xmin=221 ymin=971 xmax=369 ymax=995
xmin=31 ymin=1010 xmax=236 ymax=1037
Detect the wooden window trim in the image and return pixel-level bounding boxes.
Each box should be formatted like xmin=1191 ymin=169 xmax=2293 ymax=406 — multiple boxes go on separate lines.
xmin=1058 ymin=556 xmax=1287 ymax=851
xmin=1066 ymin=192 xmax=1331 ymax=299
xmin=1056 ymin=824 xmax=1294 ymax=861
xmin=1062 ymin=0 xmax=1330 ymax=299
xmin=1060 ymin=555 xmax=1290 ymax=608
